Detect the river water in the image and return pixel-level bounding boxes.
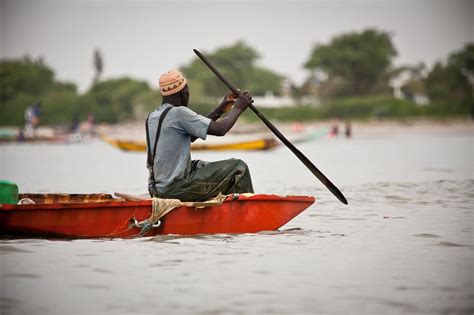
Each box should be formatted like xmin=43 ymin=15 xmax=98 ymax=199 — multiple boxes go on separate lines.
xmin=0 ymin=123 xmax=473 ymax=314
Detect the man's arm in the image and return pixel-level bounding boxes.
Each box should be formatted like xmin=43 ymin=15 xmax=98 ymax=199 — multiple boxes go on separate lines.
xmin=207 ymin=92 xmax=239 ymax=121
xmin=190 ymin=93 xmax=237 ymax=142
xmin=207 ymin=91 xmax=253 ymax=137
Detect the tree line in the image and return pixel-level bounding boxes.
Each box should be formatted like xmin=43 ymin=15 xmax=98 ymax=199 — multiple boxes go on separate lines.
xmin=0 ymin=29 xmax=472 ymax=126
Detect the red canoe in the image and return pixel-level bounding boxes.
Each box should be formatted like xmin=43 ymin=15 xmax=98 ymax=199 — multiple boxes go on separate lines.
xmin=0 ymin=193 xmax=315 ymax=238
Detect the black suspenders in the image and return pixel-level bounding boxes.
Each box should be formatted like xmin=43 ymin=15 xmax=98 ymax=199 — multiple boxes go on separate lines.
xmin=145 ymin=106 xmax=173 ymax=190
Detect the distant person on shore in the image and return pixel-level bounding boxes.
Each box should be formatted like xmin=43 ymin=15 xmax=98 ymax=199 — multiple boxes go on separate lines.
xmin=69 ymin=114 xmax=80 ymax=133
xmin=24 ymin=101 xmax=41 ymax=137
xmin=329 ymin=119 xmax=339 ymax=137
xmin=292 ymin=121 xmax=304 ymax=133
xmin=82 ymin=112 xmax=96 ymax=135
xmin=345 ymin=121 xmax=352 ymax=138
xmin=24 ymin=105 xmax=34 ymax=137
xmin=145 ymin=69 xmax=254 ymax=201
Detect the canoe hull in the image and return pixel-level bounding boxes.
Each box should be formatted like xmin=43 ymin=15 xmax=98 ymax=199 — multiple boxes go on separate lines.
xmin=0 ymin=194 xmax=315 ymax=238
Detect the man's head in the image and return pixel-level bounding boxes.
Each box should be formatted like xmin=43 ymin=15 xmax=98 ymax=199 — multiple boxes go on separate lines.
xmin=159 ymin=69 xmax=189 ymax=106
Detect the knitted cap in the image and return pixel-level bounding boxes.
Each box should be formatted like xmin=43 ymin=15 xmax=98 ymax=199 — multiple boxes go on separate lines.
xmin=159 ymin=69 xmax=187 ymax=96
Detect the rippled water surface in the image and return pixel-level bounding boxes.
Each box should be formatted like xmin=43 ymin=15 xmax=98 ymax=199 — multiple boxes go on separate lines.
xmin=1 ymin=125 xmax=473 ymax=314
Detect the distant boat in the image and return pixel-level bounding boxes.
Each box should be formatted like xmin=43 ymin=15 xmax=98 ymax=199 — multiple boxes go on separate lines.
xmin=289 ymin=128 xmax=329 ymax=144
xmin=99 ymin=134 xmax=279 ymax=152
xmin=0 ymin=127 xmax=84 ymax=144
xmin=0 ymin=193 xmax=315 ymax=238
xmin=99 ymin=128 xmax=327 ymax=152
xmin=0 ymin=133 xmax=82 ymax=144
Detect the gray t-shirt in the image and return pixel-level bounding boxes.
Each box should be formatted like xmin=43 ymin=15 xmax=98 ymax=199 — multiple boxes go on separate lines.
xmin=147 ymin=103 xmax=211 ymax=193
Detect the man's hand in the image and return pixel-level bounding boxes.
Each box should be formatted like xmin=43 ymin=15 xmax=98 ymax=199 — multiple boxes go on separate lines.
xmin=208 ymin=91 xmax=254 ymax=137
xmin=234 ymin=91 xmax=253 ymax=111
xmin=217 ymin=92 xmax=238 ymax=114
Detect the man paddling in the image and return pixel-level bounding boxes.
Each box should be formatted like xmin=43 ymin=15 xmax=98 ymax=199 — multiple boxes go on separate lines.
xmin=146 ymin=69 xmax=254 ymax=201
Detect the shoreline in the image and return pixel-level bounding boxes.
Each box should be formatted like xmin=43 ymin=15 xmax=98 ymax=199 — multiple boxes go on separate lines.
xmin=1 ymin=117 xmax=472 ymax=141
xmin=96 ymin=117 xmax=473 ymax=140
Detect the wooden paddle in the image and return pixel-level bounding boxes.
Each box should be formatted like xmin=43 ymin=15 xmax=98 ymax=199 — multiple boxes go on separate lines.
xmin=193 ymin=49 xmax=348 ymax=205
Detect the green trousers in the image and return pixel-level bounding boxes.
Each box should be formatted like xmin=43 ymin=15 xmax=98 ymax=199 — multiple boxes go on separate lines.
xmin=153 ymin=158 xmax=254 ymax=201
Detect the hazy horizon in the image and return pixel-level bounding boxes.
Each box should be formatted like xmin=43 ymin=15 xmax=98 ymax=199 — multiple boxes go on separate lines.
xmin=1 ymin=0 xmax=473 ymax=93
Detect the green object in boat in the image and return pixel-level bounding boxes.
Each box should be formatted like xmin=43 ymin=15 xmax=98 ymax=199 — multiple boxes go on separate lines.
xmin=0 ymin=180 xmax=19 ymax=205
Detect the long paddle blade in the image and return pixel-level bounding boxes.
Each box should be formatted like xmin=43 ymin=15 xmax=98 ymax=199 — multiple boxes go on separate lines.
xmin=193 ymin=49 xmax=348 ymax=205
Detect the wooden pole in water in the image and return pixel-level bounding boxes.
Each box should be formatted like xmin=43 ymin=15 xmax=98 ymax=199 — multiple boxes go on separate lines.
xmin=193 ymin=49 xmax=348 ymax=205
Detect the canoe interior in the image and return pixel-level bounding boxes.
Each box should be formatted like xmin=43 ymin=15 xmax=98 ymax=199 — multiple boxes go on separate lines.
xmin=18 ymin=193 xmax=123 ymax=204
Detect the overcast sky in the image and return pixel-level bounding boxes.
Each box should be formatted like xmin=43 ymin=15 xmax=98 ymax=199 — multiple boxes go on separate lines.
xmin=1 ymin=0 xmax=472 ymax=92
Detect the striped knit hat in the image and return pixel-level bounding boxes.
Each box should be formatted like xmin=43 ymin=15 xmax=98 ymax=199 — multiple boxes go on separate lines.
xmin=159 ymin=69 xmax=187 ymax=96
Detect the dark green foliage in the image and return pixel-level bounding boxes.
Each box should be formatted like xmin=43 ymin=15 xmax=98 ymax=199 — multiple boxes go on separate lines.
xmin=86 ymin=78 xmax=151 ymax=123
xmin=0 ymin=57 xmax=55 ymax=102
xmin=425 ymin=43 xmax=473 ymax=106
xmin=0 ymin=57 xmax=153 ymax=125
xmin=0 ymin=93 xmax=37 ymax=125
xmin=181 ymin=41 xmax=283 ymax=97
xmin=0 ymin=39 xmax=472 ymax=126
xmin=249 ymin=67 xmax=284 ymax=96
xmin=242 ymin=96 xmax=470 ymax=122
xmin=0 ymin=57 xmax=79 ymax=125
xmin=188 ymin=101 xmax=216 ymax=117
xmin=304 ymin=29 xmax=397 ymax=98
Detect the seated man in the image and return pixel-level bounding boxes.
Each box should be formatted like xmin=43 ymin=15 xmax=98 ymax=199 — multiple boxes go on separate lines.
xmin=146 ymin=69 xmax=254 ymax=201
